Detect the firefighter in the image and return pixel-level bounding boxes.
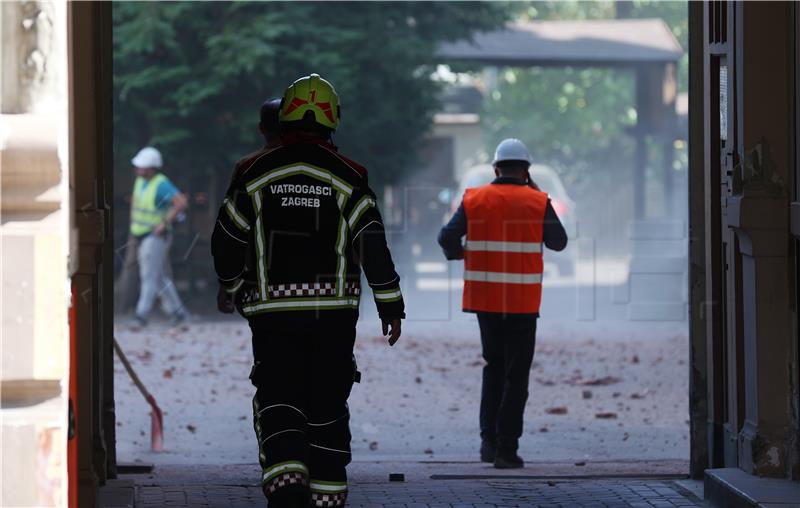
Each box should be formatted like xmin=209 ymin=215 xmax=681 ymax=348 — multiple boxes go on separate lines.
xmin=233 ymin=97 xmax=283 ymax=182
xmin=437 ymin=138 xmax=567 ymax=469
xmin=211 ymin=74 xmax=405 ymax=507
xmin=129 ymin=146 xmax=190 ymax=327
xmin=217 ymin=97 xmax=283 ymax=314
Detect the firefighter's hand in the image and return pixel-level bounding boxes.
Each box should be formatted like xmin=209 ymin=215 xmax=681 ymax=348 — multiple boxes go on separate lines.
xmin=382 ymin=318 xmax=401 ymax=346
xmin=216 ymin=286 xmax=235 ymax=314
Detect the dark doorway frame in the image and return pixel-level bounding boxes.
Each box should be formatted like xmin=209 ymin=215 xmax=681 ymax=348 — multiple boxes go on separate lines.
xmin=687 ymin=0 xmax=709 ymax=479
xmin=68 ymin=4 xmax=710 ymax=505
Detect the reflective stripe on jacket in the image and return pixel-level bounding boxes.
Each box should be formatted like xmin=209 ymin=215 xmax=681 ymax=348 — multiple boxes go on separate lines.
xmin=462 ymin=183 xmax=548 ymax=314
xmin=211 ymin=137 xmax=405 ymax=320
xmin=130 ymin=173 xmax=169 ymax=236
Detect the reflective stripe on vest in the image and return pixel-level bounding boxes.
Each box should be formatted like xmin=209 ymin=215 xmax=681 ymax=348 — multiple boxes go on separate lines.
xmin=464 ymin=270 xmax=543 ymax=284
xmin=130 ymin=173 xmax=169 ymax=236
xmin=464 ymin=240 xmax=542 ymax=253
xmin=462 ymin=183 xmax=548 ymax=314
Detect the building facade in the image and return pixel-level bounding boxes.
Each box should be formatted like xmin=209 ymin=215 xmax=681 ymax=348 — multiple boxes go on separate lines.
xmin=688 ymin=0 xmax=800 ymax=496
xmin=1 ymin=1 xmax=69 ymax=506
xmin=2 ymin=1 xmax=799 ymax=506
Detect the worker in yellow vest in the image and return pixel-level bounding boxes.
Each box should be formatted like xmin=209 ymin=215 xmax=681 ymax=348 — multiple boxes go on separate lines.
xmin=129 ymin=146 xmax=189 ymax=327
xmin=438 ymin=138 xmax=567 ymax=469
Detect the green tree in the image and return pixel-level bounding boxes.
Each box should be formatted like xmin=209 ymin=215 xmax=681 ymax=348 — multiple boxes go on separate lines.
xmin=113 ymin=1 xmax=509 ymax=193
xmin=483 ymin=66 xmax=638 ymax=187
xmin=480 ymin=1 xmax=687 ymax=190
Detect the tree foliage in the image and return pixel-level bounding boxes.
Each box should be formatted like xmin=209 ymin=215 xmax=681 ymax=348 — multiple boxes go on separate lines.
xmin=113 ymin=1 xmax=509 ymax=191
xmin=481 ymin=1 xmax=688 ymax=190
xmin=483 ymin=66 xmax=639 ymax=186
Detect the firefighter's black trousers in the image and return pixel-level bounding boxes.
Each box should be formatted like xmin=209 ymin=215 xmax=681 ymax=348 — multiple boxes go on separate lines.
xmin=248 ymin=311 xmax=357 ymax=506
xmin=477 ymin=312 xmax=537 ymax=452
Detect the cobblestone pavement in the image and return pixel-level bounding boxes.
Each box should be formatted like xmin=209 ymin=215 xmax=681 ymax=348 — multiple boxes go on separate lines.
xmin=131 ymin=463 xmax=706 ymax=508
xmin=136 ymin=479 xmax=705 ymax=507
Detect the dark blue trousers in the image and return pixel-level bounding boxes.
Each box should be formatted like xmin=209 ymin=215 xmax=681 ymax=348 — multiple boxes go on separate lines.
xmin=477 ymin=312 xmax=537 ymax=452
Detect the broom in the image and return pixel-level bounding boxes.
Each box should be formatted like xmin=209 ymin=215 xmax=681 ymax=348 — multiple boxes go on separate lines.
xmin=113 ymin=338 xmax=164 ymax=452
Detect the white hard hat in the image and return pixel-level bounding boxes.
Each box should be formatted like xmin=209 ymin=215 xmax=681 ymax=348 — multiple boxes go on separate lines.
xmin=131 ymin=146 xmax=163 ymax=169
xmin=492 ymin=138 xmax=532 ymax=165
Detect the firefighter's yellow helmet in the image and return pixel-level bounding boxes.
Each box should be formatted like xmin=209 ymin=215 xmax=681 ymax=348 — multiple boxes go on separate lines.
xmin=279 ymin=73 xmax=340 ymax=131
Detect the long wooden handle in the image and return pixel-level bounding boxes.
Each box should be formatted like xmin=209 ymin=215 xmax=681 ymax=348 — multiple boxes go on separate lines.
xmin=113 ymin=338 xmax=151 ymax=401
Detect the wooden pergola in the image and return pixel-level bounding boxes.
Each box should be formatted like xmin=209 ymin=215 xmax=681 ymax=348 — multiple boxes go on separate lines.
xmin=437 ymin=18 xmax=684 ymax=218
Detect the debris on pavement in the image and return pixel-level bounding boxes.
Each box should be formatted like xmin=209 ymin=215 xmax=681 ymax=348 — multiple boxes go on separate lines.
xmin=595 ymin=412 xmax=618 ymax=419
xmin=114 ymin=319 xmax=689 ymax=465
xmin=574 ymin=376 xmax=621 ymax=386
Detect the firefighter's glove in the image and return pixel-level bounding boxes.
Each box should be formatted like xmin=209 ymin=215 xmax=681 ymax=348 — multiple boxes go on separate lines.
xmin=217 ymin=278 xmax=244 ymax=314
xmin=382 ymin=318 xmax=402 ymax=347
xmin=216 ymin=285 xmax=235 ymax=314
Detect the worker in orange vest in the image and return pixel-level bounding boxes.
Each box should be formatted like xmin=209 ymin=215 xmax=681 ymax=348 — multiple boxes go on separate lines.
xmin=437 ymin=138 xmax=567 ymax=469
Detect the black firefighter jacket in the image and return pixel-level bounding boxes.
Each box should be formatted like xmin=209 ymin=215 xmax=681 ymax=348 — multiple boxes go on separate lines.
xmin=211 ymin=135 xmax=405 ymax=321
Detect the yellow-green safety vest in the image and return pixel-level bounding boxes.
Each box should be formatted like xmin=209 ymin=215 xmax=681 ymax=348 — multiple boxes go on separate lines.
xmin=130 ymin=173 xmax=170 ymax=236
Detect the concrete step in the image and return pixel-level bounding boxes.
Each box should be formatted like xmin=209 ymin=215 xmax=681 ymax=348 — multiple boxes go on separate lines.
xmin=705 ymin=467 xmax=800 ymax=507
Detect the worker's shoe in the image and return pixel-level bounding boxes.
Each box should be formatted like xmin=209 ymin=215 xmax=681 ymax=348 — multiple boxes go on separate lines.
xmin=170 ymin=309 xmax=189 ymax=327
xmin=480 ymin=440 xmax=496 ymax=463
xmin=494 ymin=450 xmax=524 ymax=469
xmin=133 ymin=314 xmax=147 ymax=328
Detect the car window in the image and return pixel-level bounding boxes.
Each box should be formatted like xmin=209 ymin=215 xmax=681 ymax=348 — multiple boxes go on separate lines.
xmin=529 ymin=168 xmax=567 ymax=201
xmin=530 ymin=172 xmax=558 ymax=195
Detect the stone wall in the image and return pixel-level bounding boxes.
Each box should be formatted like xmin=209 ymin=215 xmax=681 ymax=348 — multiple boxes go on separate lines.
xmin=1 ymin=1 xmax=63 ymax=114
xmin=1 ymin=1 xmax=69 ymax=506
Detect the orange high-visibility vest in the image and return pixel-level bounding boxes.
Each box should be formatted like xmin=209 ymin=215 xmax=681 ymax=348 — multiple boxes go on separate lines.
xmin=462 ymin=183 xmax=548 ymax=314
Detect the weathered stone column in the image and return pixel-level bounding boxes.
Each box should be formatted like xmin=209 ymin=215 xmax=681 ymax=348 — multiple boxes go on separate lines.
xmin=727 ymin=141 xmax=793 ymax=477
xmin=1 ymin=2 xmax=70 ymax=507
xmin=1 ymin=1 xmax=63 ymax=114
xmin=726 ymin=0 xmax=797 ymax=478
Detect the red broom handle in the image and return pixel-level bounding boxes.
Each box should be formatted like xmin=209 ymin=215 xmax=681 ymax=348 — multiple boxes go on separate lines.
xmin=113 ymin=338 xmax=151 ymax=401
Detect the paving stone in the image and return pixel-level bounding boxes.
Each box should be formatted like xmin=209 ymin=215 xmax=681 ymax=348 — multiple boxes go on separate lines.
xmin=133 ymin=477 xmax=706 ymax=507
